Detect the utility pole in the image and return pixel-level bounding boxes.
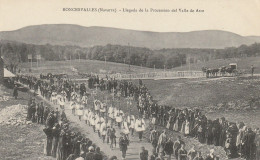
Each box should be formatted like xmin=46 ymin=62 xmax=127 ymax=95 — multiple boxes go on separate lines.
xmin=105 ymin=56 xmax=107 ymax=67
xmin=70 ymin=55 xmax=72 ymax=67
xmin=37 ymin=56 xmax=38 ymax=68
xmin=189 ymin=57 xmax=191 ymax=71
xmin=128 ymin=43 xmax=131 ymax=72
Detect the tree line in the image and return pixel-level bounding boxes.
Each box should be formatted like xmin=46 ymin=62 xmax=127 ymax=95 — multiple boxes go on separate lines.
xmin=1 ymin=40 xmax=260 ymax=72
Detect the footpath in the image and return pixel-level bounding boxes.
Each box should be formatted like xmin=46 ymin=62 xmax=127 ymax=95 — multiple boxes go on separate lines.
xmin=20 ymin=83 xmax=164 ymax=160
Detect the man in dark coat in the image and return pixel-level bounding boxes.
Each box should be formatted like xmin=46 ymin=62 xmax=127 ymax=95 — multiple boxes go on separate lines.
xmin=164 ymin=138 xmax=174 ymax=160
xmin=27 ymin=97 xmax=33 ymax=120
xmin=94 ymin=147 xmax=103 ymax=160
xmin=139 ymin=146 xmax=148 ymax=160
xmin=119 ymin=133 xmax=129 ymax=159
xmin=85 ymin=146 xmax=96 ymax=160
xmin=242 ymin=128 xmax=256 ymax=160
xmin=37 ymin=102 xmax=45 ymax=124
xmin=13 ymin=85 xmax=18 ymax=99
xmin=30 ymin=98 xmax=37 ymax=122
xmin=43 ymin=127 xmax=53 ymax=156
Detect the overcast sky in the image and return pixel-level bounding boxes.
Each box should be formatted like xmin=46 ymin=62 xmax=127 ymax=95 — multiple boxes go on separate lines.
xmin=0 ymin=0 xmax=260 ymax=36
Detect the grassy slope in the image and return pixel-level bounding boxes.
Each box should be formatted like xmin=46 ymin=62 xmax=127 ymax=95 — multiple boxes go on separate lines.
xmin=131 ymin=77 xmax=260 ymax=128
xmin=18 ymin=59 xmax=161 ymax=76
xmin=0 ymin=86 xmax=54 ymax=160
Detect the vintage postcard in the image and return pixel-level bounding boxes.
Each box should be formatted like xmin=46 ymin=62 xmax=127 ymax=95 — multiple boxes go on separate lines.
xmin=0 ymin=0 xmax=260 ymax=160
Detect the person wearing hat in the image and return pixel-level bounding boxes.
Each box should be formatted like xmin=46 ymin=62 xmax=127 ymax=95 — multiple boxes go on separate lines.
xmin=119 ymin=133 xmax=129 ymax=159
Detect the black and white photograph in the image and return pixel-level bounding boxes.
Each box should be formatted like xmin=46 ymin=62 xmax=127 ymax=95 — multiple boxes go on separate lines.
xmin=0 ymin=0 xmax=260 ymax=159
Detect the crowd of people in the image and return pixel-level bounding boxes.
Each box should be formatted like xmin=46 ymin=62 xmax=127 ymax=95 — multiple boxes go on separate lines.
xmin=26 ymin=96 xmax=110 ymax=160
xmin=15 ymin=73 xmax=260 ymax=160
xmin=88 ymin=75 xmax=260 ymax=160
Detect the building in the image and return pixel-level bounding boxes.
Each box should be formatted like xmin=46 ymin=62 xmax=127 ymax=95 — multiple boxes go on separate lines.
xmin=0 ymin=57 xmax=4 ymax=84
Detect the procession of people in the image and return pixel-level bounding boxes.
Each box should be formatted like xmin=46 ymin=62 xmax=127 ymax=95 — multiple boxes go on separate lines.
xmin=15 ymin=73 xmax=260 ymax=160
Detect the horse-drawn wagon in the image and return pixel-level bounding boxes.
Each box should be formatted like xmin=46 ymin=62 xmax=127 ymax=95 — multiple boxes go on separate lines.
xmin=203 ymin=63 xmax=243 ymax=78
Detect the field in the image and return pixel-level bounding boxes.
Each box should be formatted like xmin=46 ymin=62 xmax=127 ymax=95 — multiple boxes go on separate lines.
xmin=8 ymin=59 xmax=260 ymax=159
xmin=18 ymin=59 xmax=161 ymax=77
xmin=172 ymin=56 xmax=260 ymax=73
xmin=131 ymin=76 xmax=260 ymax=128
xmin=18 ymin=59 xmax=260 ymax=128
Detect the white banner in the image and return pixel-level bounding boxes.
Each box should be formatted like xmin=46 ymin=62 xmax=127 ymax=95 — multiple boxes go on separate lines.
xmin=28 ymin=54 xmax=32 ymax=59
xmin=36 ymin=55 xmax=41 ymax=60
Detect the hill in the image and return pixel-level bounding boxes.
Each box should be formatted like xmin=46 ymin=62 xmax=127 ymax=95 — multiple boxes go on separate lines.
xmin=247 ymin=36 xmax=260 ymax=42
xmin=0 ymin=24 xmax=260 ymax=49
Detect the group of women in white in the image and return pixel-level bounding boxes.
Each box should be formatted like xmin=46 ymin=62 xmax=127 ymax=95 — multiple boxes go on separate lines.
xmin=49 ymin=88 xmax=147 ymax=144
xmin=68 ymin=92 xmax=147 ymax=141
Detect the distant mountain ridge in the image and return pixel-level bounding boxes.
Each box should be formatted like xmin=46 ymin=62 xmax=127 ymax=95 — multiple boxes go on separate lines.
xmin=0 ymin=24 xmax=259 ymax=49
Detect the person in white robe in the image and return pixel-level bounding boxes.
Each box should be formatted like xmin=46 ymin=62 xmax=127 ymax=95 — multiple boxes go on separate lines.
xmin=95 ymin=115 xmax=105 ymax=137
xmin=81 ymin=94 xmax=88 ymax=108
xmin=83 ymin=109 xmax=89 ymax=124
xmin=88 ymin=111 xmax=94 ymax=127
xmin=135 ymin=116 xmax=146 ymax=141
xmin=100 ymin=119 xmax=107 ymax=143
xmin=129 ymin=115 xmax=136 ymax=136
xmin=108 ymin=105 xmax=114 ymax=119
xmin=57 ymin=95 xmax=65 ymax=110
xmin=122 ymin=118 xmax=130 ymax=137
xmin=71 ymin=90 xmax=77 ymax=101
xmin=116 ymin=109 xmax=123 ymax=129
xmin=60 ymin=90 xmax=67 ymax=102
xmin=51 ymin=91 xmax=58 ymax=105
xmin=100 ymin=103 xmax=106 ymax=117
xmin=90 ymin=113 xmax=96 ymax=132
xmin=94 ymin=100 xmax=100 ymax=115
xmin=112 ymin=108 xmax=118 ymax=127
xmin=184 ymin=119 xmax=190 ymax=136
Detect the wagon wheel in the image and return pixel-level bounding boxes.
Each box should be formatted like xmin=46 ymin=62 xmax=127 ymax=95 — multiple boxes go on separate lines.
xmin=233 ymin=69 xmax=238 ymax=76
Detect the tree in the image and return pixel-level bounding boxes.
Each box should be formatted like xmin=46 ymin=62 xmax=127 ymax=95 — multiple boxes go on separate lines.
xmin=1 ymin=43 xmax=21 ymax=73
